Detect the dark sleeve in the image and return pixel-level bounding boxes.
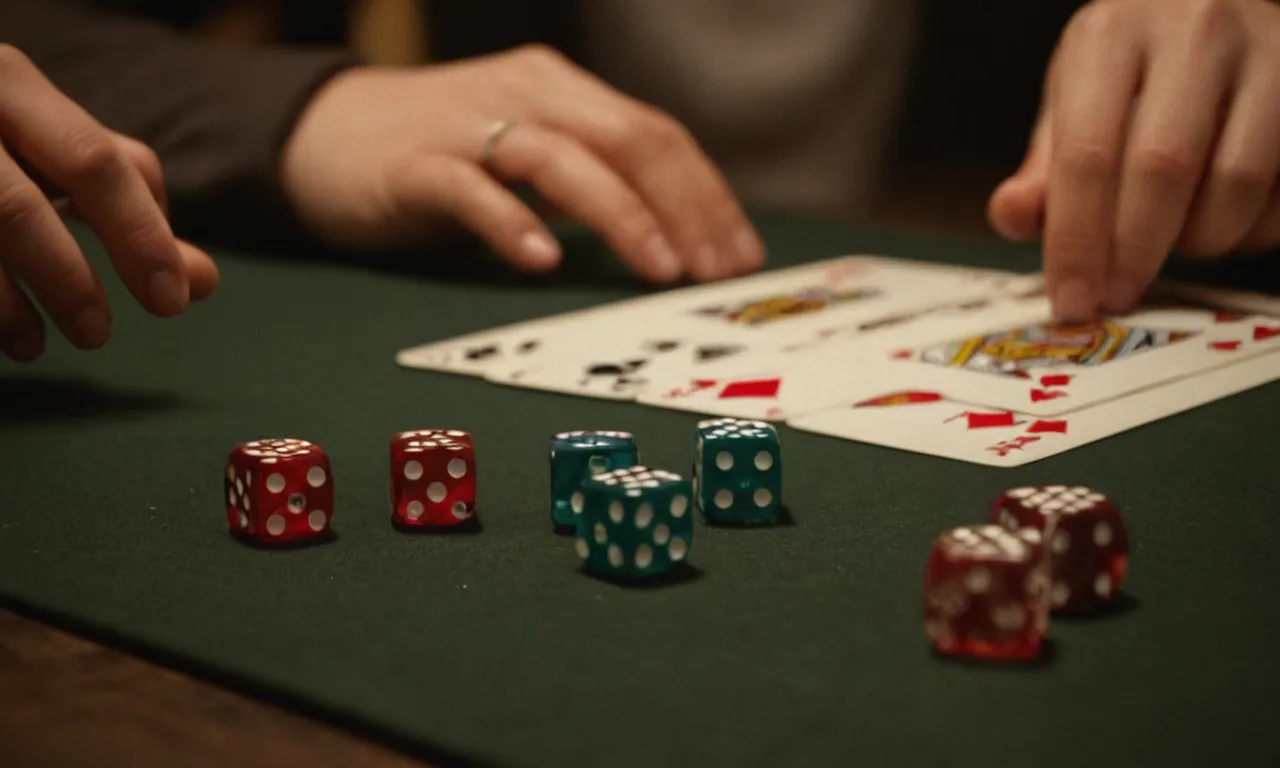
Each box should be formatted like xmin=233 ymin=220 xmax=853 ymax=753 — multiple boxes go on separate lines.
xmin=0 ymin=0 xmax=363 ymax=250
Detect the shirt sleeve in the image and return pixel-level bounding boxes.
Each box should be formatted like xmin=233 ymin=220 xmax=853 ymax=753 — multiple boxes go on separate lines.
xmin=0 ymin=0 xmax=362 ymax=249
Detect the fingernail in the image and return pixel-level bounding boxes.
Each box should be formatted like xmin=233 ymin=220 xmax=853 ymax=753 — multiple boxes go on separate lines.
xmin=1052 ymin=278 xmax=1095 ymax=323
xmin=7 ymin=331 xmax=42 ymax=362
xmin=1102 ymin=277 xmax=1142 ymax=314
xmin=520 ymin=232 xmax=561 ymax=267
xmin=72 ymin=307 xmax=111 ymax=349
xmin=735 ymin=228 xmax=765 ymax=267
xmin=149 ymin=270 xmax=188 ymax=315
xmin=646 ymin=233 xmax=681 ymax=279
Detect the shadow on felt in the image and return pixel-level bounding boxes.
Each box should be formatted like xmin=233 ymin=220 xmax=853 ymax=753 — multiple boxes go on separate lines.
xmin=703 ymin=505 xmax=796 ymax=530
xmin=1050 ymin=592 xmax=1141 ymax=624
xmin=578 ymin=563 xmax=705 ymax=590
xmin=391 ymin=517 xmax=484 ymax=536
xmin=929 ymin=638 xmax=1060 ymax=671
xmin=0 ymin=374 xmax=193 ymax=425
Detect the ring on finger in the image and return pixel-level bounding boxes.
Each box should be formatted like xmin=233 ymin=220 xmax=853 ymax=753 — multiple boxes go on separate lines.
xmin=480 ymin=119 xmax=518 ymax=166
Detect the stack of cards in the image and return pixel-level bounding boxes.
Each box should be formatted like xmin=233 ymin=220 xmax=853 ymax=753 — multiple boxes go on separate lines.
xmin=397 ymin=256 xmax=1280 ymax=466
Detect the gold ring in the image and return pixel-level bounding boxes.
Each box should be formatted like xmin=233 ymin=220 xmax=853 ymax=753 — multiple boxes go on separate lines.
xmin=480 ymin=119 xmax=517 ymax=165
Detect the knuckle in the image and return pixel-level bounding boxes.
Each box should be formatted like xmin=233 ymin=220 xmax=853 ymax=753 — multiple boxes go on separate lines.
xmin=1060 ymin=140 xmax=1119 ymax=181
xmin=512 ymin=43 xmax=569 ymax=70
xmin=62 ymin=129 xmax=126 ymax=184
xmin=637 ymin=109 xmax=693 ymax=154
xmin=1130 ymin=144 xmax=1197 ymax=186
xmin=0 ymin=182 xmax=46 ymax=228
xmin=1069 ymin=2 xmax=1129 ymax=40
xmin=1216 ymin=161 xmax=1272 ymax=202
xmin=1185 ymin=0 xmax=1243 ymax=43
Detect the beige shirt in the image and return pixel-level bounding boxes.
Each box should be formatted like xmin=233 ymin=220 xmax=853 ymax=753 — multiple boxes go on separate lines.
xmin=579 ymin=0 xmax=920 ymax=219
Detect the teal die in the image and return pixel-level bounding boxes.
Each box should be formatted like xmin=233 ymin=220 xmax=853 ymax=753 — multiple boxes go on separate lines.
xmin=549 ymin=430 xmax=638 ymax=530
xmin=694 ymin=418 xmax=782 ymax=522
xmin=572 ymin=466 xmax=693 ymax=578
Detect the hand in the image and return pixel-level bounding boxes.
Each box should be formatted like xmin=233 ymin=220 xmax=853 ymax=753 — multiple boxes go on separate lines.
xmin=0 ymin=46 xmax=218 ymax=363
xmin=989 ymin=0 xmax=1280 ymax=321
xmin=280 ymin=45 xmax=765 ymax=284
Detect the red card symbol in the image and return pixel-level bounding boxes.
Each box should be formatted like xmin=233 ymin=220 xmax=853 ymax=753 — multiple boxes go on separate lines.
xmin=718 ymin=378 xmax=781 ymax=399
xmin=1010 ymin=370 xmax=1032 ymax=380
xmin=1215 ymin=312 xmax=1245 ymax=324
xmin=663 ymin=379 xmax=718 ymax=399
xmin=987 ymin=436 xmax=1042 ymax=457
xmin=765 ymin=407 xmax=785 ymax=419
xmin=889 ymin=349 xmax=914 ymax=360
xmin=1030 ymin=388 xmax=1069 ymax=403
xmin=964 ymin=411 xmax=1017 ymax=430
xmin=1210 ymin=341 xmax=1241 ymax=352
xmin=1027 ymin=419 xmax=1068 ymax=434
xmin=855 ymin=390 xmax=943 ymax=407
xmin=1254 ymin=325 xmax=1280 ymax=342
xmin=1039 ymin=374 xmax=1072 ymax=387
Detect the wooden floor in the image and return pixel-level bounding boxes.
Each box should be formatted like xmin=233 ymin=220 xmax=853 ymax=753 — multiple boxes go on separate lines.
xmin=0 ymin=609 xmax=431 ymax=768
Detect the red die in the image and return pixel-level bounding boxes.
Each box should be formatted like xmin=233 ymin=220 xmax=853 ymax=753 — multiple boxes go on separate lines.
xmin=225 ymin=439 xmax=333 ymax=545
xmin=924 ymin=525 xmax=1051 ymax=660
xmin=390 ymin=429 xmax=476 ymax=528
xmin=991 ymin=485 xmax=1129 ymax=612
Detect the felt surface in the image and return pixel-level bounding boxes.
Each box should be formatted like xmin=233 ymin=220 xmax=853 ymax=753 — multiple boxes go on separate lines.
xmin=1 ymin=214 xmax=1278 ymax=768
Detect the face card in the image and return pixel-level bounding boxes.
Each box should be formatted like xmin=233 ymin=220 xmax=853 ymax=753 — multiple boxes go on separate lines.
xmin=636 ymin=295 xmax=1052 ymax=420
xmin=886 ymin=304 xmax=1280 ymax=416
xmin=786 ymin=350 xmax=1280 ymax=466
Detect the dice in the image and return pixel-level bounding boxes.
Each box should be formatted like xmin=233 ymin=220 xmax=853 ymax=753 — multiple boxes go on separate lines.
xmin=991 ymin=485 xmax=1128 ymax=612
xmin=225 ymin=439 xmax=333 ymax=544
xmin=923 ymin=524 xmax=1051 ymax=659
xmin=390 ymin=430 xmax=476 ymax=528
xmin=548 ymin=430 xmax=638 ymax=530
xmin=693 ymin=418 xmax=781 ymax=523
xmin=572 ymin=465 xmax=693 ymax=579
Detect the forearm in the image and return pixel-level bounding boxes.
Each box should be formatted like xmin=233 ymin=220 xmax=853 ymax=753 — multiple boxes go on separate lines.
xmin=0 ymin=0 xmax=360 ymax=247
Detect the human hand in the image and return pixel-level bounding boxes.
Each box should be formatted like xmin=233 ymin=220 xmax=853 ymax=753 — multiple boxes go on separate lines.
xmin=279 ymin=45 xmax=765 ymax=284
xmin=0 ymin=46 xmax=218 ymax=363
xmin=989 ymin=0 xmax=1280 ymax=321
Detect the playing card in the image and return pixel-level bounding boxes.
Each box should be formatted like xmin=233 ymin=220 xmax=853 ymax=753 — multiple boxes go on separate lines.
xmin=786 ymin=350 xmax=1280 ymax=466
xmin=482 ymin=257 xmax=1037 ymax=400
xmin=1152 ymin=278 xmax=1280 ymax=317
xmin=636 ymin=294 xmax=1050 ymax=420
xmin=491 ymin=335 xmax=759 ymax=400
xmin=884 ymin=303 xmax=1280 ymax=416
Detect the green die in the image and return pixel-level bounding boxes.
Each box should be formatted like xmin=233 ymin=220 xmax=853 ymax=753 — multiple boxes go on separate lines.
xmin=572 ymin=466 xmax=693 ymax=578
xmin=693 ymin=418 xmax=782 ymax=523
xmin=549 ymin=430 xmax=638 ymax=530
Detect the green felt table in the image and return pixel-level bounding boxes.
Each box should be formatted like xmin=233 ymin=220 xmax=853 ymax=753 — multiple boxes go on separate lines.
xmin=1 ymin=214 xmax=1277 ymax=768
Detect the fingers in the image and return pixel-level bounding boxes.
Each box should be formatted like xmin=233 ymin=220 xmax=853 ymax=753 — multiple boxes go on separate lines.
xmin=486 ymin=123 xmax=682 ymax=283
xmin=1107 ymin=29 xmax=1238 ymax=312
xmin=509 ymin=46 xmax=764 ymax=281
xmin=180 ymin=240 xmax=220 ymax=301
xmin=0 ymin=266 xmax=44 ymax=362
xmin=385 ymin=153 xmax=564 ymax=272
xmin=0 ymin=141 xmax=112 ymax=350
xmin=0 ymin=45 xmax=189 ymax=319
xmin=1177 ymin=52 xmax=1280 ymax=258
xmin=1043 ymin=11 xmax=1144 ymax=321
xmin=110 ymin=130 xmax=219 ymax=301
xmin=989 ymin=107 xmax=1052 ymax=242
